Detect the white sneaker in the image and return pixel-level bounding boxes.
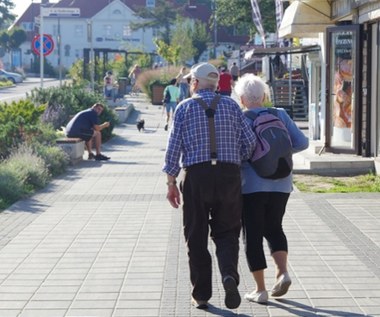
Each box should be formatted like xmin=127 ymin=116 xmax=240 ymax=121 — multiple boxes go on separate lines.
xmin=244 ymin=290 xmax=268 ymax=303
xmin=271 ymin=272 xmax=292 ymax=297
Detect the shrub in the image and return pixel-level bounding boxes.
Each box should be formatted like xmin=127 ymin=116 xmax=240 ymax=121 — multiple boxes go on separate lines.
xmin=34 ymin=144 xmax=69 ymax=177
xmin=27 ymin=84 xmax=117 ymax=142
xmin=136 ymin=66 xmax=180 ymax=102
xmin=0 ymin=99 xmax=47 ymax=158
xmin=0 ymin=165 xmax=27 ymax=208
xmin=6 ymin=144 xmax=51 ymax=190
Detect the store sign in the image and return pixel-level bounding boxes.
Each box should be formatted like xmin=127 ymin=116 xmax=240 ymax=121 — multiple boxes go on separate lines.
xmin=335 ymin=32 xmax=352 ymax=59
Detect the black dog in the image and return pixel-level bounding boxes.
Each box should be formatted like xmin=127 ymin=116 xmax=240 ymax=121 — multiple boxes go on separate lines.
xmin=136 ymin=119 xmax=145 ymax=132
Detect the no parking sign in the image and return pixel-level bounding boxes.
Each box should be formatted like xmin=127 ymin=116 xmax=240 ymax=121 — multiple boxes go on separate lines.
xmin=32 ymin=34 xmax=55 ymax=56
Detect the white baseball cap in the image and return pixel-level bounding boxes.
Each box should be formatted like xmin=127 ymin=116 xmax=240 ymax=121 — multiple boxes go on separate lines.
xmin=184 ymin=63 xmax=219 ymax=82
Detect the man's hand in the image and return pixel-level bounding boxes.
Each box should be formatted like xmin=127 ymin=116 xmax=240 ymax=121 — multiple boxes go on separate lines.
xmin=167 ymin=185 xmax=181 ymax=208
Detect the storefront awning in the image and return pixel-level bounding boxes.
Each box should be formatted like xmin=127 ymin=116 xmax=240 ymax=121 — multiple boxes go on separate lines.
xmin=244 ymin=45 xmax=321 ymax=59
xmin=279 ymin=0 xmax=333 ymax=38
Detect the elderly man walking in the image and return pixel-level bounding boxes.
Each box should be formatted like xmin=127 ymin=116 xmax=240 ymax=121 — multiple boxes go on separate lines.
xmin=162 ymin=62 xmax=256 ymax=310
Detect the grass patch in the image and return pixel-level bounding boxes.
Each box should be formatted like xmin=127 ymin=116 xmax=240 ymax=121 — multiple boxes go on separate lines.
xmin=293 ymin=173 xmax=380 ymax=193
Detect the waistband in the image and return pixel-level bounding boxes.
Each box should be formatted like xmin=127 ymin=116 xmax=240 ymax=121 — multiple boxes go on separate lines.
xmin=185 ymin=161 xmax=239 ymax=170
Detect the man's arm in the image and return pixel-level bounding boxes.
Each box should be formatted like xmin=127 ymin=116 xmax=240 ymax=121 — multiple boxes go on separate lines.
xmin=94 ymin=122 xmax=110 ymax=131
xmin=166 ymin=174 xmax=181 ymax=208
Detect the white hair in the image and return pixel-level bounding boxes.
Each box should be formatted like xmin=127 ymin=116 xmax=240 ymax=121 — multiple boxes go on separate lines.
xmin=234 ymin=73 xmax=270 ymax=106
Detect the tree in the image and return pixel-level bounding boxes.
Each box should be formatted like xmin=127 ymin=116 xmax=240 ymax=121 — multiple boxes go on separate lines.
xmin=154 ymin=39 xmax=180 ymax=66
xmin=215 ymin=0 xmax=277 ymax=37
xmin=130 ymin=0 xmax=181 ymax=45
xmin=8 ymin=28 xmax=26 ymax=50
xmin=0 ymin=0 xmax=15 ymax=29
xmin=171 ymin=17 xmax=196 ymax=65
xmin=191 ymin=21 xmax=210 ymax=63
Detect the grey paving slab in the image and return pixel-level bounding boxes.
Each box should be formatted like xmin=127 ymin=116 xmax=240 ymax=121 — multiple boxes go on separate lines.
xmin=1 ymin=94 xmax=380 ymax=316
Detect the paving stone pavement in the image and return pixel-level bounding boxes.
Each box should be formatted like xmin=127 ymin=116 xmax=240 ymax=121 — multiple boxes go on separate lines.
xmin=0 ymin=94 xmax=379 ymax=317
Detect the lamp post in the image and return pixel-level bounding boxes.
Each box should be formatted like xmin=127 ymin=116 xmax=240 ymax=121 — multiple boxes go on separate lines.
xmin=212 ymin=0 xmax=217 ymax=58
xmin=39 ymin=2 xmax=44 ymax=88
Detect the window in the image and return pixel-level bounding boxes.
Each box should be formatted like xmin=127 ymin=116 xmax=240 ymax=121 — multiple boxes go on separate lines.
xmin=64 ymin=44 xmax=71 ymax=57
xmin=53 ymin=25 xmax=58 ymax=36
xmin=146 ymin=0 xmax=155 ymax=8
xmin=21 ymin=22 xmax=34 ymax=31
xmin=113 ymin=9 xmax=122 ymax=15
xmin=104 ymin=25 xmax=112 ymax=37
xmin=123 ymin=24 xmax=132 ymax=38
xmin=152 ymin=27 xmax=160 ymax=37
xmin=74 ymin=25 xmax=83 ymax=37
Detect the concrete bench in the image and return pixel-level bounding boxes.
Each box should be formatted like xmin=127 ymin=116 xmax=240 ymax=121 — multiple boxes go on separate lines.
xmin=114 ymin=104 xmax=134 ymax=123
xmin=56 ymin=138 xmax=84 ymax=165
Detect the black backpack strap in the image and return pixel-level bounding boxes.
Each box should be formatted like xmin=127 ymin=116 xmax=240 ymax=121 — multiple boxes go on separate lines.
xmin=193 ymin=95 xmax=221 ymax=165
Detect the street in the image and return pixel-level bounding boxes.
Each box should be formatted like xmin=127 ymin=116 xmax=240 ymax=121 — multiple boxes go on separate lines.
xmin=0 ymin=77 xmax=63 ymax=103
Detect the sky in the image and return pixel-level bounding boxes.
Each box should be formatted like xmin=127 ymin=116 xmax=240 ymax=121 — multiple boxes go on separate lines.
xmin=11 ymin=0 xmax=59 ymax=19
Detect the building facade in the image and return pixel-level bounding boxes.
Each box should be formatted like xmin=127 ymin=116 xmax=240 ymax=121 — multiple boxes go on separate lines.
xmin=7 ymin=0 xmax=248 ymax=71
xmin=279 ymin=0 xmax=380 ymax=164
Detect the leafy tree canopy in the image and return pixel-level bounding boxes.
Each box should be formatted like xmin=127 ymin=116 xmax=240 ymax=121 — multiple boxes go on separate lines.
xmin=0 ymin=28 xmax=26 ymax=51
xmin=191 ymin=20 xmax=210 ymax=63
xmin=215 ymin=0 xmax=277 ymax=36
xmin=130 ymin=0 xmax=181 ymax=45
xmin=0 ymin=0 xmax=15 ymax=29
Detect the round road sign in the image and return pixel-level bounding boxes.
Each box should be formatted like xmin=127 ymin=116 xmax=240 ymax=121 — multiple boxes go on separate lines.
xmin=32 ymin=34 xmax=55 ymax=56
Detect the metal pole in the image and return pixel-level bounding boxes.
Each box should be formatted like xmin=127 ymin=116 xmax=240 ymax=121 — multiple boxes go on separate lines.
xmin=40 ymin=4 xmax=44 ymax=88
xmin=87 ymin=19 xmax=94 ymax=91
xmin=213 ymin=0 xmax=217 ymax=58
xmin=58 ymin=17 xmax=62 ymax=87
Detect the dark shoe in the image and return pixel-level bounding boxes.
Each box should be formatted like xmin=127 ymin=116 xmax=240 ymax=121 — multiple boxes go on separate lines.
xmin=223 ymin=276 xmax=241 ymax=309
xmin=191 ymin=297 xmax=208 ymax=310
xmin=164 ymin=124 xmax=168 ymax=131
xmin=88 ymin=153 xmax=95 ymax=160
xmin=94 ymin=153 xmax=110 ymax=161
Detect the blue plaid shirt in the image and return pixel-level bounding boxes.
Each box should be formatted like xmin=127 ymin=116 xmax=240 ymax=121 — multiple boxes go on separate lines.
xmin=163 ymin=90 xmax=256 ymax=177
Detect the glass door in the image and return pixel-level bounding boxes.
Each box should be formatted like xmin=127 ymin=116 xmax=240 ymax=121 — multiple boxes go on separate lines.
xmin=326 ymin=25 xmax=361 ymax=152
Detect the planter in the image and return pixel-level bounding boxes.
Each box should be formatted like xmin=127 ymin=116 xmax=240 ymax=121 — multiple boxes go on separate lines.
xmin=151 ymin=84 xmax=165 ymax=105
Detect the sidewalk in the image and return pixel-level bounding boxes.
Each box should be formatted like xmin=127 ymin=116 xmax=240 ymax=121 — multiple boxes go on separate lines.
xmin=0 ymin=94 xmax=379 ymax=317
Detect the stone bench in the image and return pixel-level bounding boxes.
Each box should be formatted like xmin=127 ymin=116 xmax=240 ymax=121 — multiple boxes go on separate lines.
xmin=114 ymin=104 xmax=135 ymax=123
xmin=56 ymin=138 xmax=84 ymax=165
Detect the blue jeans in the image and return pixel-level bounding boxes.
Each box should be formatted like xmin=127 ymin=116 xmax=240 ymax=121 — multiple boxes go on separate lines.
xmin=179 ymin=83 xmax=189 ymax=101
xmin=165 ymin=101 xmax=177 ymax=113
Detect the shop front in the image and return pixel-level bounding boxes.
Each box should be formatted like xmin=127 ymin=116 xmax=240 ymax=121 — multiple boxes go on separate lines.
xmin=325 ymin=24 xmax=361 ymax=153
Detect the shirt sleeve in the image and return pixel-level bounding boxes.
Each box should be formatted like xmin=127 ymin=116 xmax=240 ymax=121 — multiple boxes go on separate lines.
xmin=279 ymin=109 xmax=309 ymax=153
xmin=162 ymin=106 xmax=184 ymax=176
xmin=239 ymin=108 xmax=256 ymax=161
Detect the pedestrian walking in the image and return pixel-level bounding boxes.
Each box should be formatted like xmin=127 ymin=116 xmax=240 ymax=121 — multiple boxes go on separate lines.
xmin=217 ymin=67 xmax=233 ymax=96
xmin=230 ymin=62 xmax=240 ymax=83
xmin=234 ymin=74 xmax=309 ymax=303
xmin=162 ymin=78 xmax=180 ymax=131
xmin=163 ymin=63 xmax=256 ymax=310
xmin=176 ymin=66 xmax=190 ymax=102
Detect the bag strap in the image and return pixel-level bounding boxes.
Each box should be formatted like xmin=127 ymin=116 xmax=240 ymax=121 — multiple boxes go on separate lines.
xmin=193 ymin=95 xmax=221 ymax=165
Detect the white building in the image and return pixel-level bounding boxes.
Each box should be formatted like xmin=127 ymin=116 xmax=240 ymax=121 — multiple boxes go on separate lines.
xmin=8 ymin=0 xmax=249 ymax=71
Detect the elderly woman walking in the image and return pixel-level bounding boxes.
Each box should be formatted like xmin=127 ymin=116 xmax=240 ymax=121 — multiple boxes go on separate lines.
xmin=234 ymin=74 xmax=309 ymax=303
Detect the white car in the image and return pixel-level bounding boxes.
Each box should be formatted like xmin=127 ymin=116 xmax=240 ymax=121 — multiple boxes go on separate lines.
xmin=0 ymin=69 xmax=24 ymax=84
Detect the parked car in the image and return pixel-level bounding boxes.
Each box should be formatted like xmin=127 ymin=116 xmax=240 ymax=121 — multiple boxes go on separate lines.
xmin=0 ymin=69 xmax=23 ymax=84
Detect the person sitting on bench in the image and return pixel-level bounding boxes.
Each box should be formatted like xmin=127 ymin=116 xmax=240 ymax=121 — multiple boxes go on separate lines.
xmin=65 ymin=103 xmax=111 ymax=161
